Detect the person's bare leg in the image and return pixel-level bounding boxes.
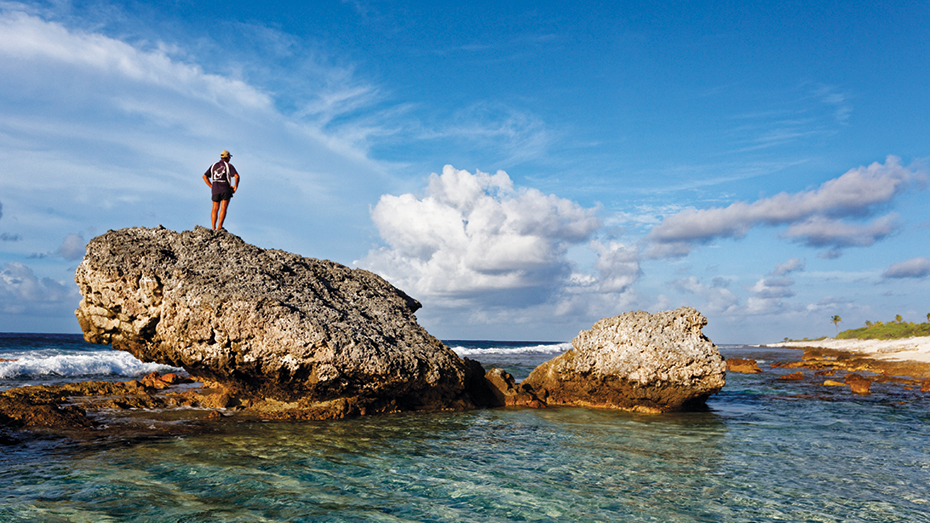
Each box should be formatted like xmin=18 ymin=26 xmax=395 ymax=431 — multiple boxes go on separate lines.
xmin=217 ymin=200 xmax=230 ymax=230
xmin=211 ymin=201 xmax=220 ymax=230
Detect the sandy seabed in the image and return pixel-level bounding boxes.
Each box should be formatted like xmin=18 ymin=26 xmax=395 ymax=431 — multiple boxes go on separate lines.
xmin=770 ymin=336 xmax=930 ymax=363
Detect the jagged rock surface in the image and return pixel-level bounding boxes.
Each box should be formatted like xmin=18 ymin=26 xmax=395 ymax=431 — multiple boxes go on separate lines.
xmin=74 ymin=226 xmax=475 ymax=416
xmin=522 ymin=307 xmax=726 ymax=412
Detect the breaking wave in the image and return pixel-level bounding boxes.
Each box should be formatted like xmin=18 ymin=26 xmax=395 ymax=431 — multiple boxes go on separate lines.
xmin=448 ymin=341 xmax=572 ymax=358
xmin=0 ymin=350 xmax=180 ymax=380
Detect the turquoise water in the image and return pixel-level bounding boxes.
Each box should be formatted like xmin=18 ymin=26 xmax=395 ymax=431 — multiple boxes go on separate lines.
xmin=2 ymin=337 xmax=930 ymax=522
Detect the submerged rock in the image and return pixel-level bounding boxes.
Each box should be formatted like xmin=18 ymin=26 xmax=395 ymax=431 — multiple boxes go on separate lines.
xmin=844 ymin=373 xmax=872 ymax=395
xmin=521 ymin=307 xmax=726 ymax=413
xmin=726 ymin=358 xmax=762 ymax=374
xmin=74 ymin=226 xmax=477 ymax=417
xmin=482 ymin=368 xmax=545 ymax=408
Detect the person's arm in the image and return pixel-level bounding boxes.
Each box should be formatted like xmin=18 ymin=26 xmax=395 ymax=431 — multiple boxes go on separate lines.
xmin=232 ymin=173 xmax=240 ymax=192
xmin=203 ymin=173 xmax=212 ymax=188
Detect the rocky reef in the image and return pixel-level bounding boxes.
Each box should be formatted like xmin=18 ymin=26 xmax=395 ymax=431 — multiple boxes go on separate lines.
xmin=74 ymin=226 xmax=480 ymax=418
xmin=522 ymin=307 xmax=726 ymax=413
xmin=1 ymin=227 xmax=734 ymax=435
xmin=770 ymin=347 xmax=930 ymax=394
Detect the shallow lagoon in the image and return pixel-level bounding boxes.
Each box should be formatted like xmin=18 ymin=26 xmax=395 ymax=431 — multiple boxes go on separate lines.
xmin=2 ymin=339 xmax=930 ymax=522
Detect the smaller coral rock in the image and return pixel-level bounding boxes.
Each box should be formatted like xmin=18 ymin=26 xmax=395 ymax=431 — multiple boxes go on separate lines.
xmin=522 ymin=307 xmax=725 ymax=413
xmin=780 ymin=371 xmax=805 ymax=380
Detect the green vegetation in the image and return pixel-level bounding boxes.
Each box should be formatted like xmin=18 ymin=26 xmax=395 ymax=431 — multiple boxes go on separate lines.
xmin=837 ymin=315 xmax=930 ymax=340
xmin=782 ymin=314 xmax=930 ymax=342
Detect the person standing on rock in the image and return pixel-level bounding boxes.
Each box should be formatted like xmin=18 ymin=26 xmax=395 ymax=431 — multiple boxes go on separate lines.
xmin=202 ymin=150 xmax=240 ymax=231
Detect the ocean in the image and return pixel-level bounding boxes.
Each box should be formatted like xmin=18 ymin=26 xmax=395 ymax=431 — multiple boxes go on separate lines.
xmin=2 ymin=333 xmax=929 ymax=522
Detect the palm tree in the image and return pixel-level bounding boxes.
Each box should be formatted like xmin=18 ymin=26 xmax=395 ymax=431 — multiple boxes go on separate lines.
xmin=831 ymin=315 xmax=842 ymax=335
xmin=895 ymin=314 xmax=903 ymax=324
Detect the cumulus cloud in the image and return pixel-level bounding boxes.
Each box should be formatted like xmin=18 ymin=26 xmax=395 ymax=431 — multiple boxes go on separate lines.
xmin=28 ymin=233 xmax=87 ymax=261
xmin=358 ymin=165 xmax=602 ymax=306
xmin=0 ymin=262 xmax=79 ymax=314
xmin=647 ymin=157 xmax=925 ymax=258
xmin=883 ymin=257 xmax=930 ymax=279
xmin=591 ymin=240 xmax=641 ymax=293
xmin=748 ymin=277 xmax=796 ymax=300
xmin=56 ymin=233 xmax=86 ymax=261
xmin=672 ymin=276 xmax=740 ymax=314
xmin=745 ymin=259 xmax=805 ymax=314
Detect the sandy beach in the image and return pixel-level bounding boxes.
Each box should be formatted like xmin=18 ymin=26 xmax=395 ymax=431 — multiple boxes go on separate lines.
xmin=769 ymin=336 xmax=930 ymax=363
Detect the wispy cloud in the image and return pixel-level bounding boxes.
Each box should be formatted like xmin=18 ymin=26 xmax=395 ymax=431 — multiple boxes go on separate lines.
xmin=413 ymin=102 xmax=556 ymax=166
xmin=720 ymin=83 xmax=854 ymax=154
xmin=0 ymin=10 xmax=271 ymax=110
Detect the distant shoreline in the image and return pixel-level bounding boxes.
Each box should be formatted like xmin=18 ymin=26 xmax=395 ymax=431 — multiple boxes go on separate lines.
xmin=764 ymin=336 xmax=930 ymax=364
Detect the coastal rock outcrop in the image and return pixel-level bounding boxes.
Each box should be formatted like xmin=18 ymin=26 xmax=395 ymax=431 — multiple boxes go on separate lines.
xmin=521 ymin=307 xmax=726 ymax=413
xmin=74 ymin=226 xmax=477 ymax=417
xmin=726 ymin=358 xmax=762 ymax=373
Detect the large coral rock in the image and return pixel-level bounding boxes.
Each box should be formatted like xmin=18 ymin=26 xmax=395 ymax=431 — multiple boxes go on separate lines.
xmin=522 ymin=307 xmax=726 ymax=413
xmin=74 ymin=226 xmax=474 ymax=417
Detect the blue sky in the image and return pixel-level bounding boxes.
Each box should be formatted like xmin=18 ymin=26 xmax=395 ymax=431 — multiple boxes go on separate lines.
xmin=0 ymin=0 xmax=928 ymax=343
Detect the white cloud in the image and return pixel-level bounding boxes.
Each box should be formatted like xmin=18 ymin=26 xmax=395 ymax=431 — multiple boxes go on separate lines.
xmin=805 ymin=296 xmax=856 ymax=313
xmin=646 ymin=156 xmax=925 ymax=257
xmin=883 ymin=257 xmax=930 ymax=279
xmin=748 ymin=277 xmax=796 ymax=299
xmin=56 ymin=233 xmax=87 ymax=261
xmin=672 ymin=276 xmax=740 ymax=314
xmin=0 ymin=7 xmax=398 ymax=266
xmin=0 ymin=10 xmax=271 ymax=111
xmin=591 ymin=240 xmax=641 ymax=293
xmin=743 ymin=259 xmax=806 ymax=314
xmin=25 ymin=233 xmax=88 ymax=261
xmin=0 ymin=262 xmax=79 ymax=314
xmin=771 ymin=257 xmax=805 ymax=276
xmin=783 ymin=214 xmax=897 ymax=248
xmin=359 ymin=165 xmax=601 ymax=305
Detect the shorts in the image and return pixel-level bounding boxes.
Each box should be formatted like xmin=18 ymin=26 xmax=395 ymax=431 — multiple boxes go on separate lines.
xmin=212 ymin=189 xmax=233 ymax=202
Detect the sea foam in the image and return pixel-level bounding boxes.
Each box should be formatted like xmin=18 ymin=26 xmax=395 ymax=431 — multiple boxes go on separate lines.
xmin=0 ymin=350 xmax=181 ymax=379
xmin=449 ymin=342 xmax=572 ymax=357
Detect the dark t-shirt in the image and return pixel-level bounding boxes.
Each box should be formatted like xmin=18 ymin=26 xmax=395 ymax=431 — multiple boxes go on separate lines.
xmin=205 ymin=161 xmax=239 ymax=195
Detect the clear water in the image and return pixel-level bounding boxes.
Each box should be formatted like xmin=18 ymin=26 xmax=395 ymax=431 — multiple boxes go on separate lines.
xmin=2 ymin=337 xmax=929 ymax=522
